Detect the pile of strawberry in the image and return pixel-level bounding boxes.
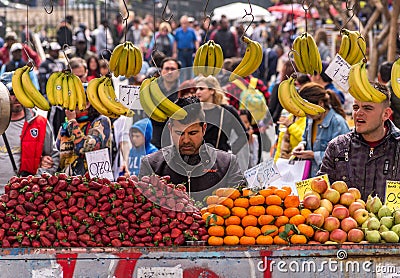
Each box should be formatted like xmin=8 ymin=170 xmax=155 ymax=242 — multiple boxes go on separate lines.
xmin=0 ymin=173 xmax=207 ymax=248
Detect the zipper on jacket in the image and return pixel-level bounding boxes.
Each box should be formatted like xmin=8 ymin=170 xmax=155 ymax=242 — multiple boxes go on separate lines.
xmin=369 ymin=148 xmax=374 ymax=158
xmin=187 ymin=170 xmax=192 ymax=198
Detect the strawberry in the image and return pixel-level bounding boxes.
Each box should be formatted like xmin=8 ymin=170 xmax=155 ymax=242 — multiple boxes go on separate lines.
xmin=53 ymin=180 xmax=68 ymax=193
xmin=83 ymin=217 xmax=95 ymax=226
xmin=57 ymin=230 xmax=68 ymax=241
xmin=47 ymin=201 xmax=57 ymax=211
xmin=115 ymin=188 xmax=126 ymax=199
xmin=100 ymin=203 xmax=111 ymax=211
xmin=40 ymin=236 xmax=52 ymax=247
xmin=122 ymin=207 xmax=134 ymax=216
xmin=141 ymin=236 xmax=152 ymax=243
xmin=87 ymin=225 xmax=99 ymax=235
xmin=71 ymin=176 xmax=82 ymax=186
xmin=148 ymin=226 xmax=160 ymax=235
xmin=87 ymin=190 xmax=100 ymax=199
xmin=122 ymin=201 xmax=134 ymax=209
xmin=51 ymin=210 xmax=62 ymax=220
xmin=159 ymin=225 xmax=170 ymax=234
xmin=22 ymin=215 xmax=34 ymax=223
xmin=171 ymin=228 xmax=182 ymax=238
xmin=63 ymin=216 xmax=72 ymax=226
xmin=75 ymin=210 xmax=88 ymax=222
xmin=168 ymin=211 xmax=176 ymax=219
xmin=116 ymin=215 xmax=128 ymax=222
xmin=130 ymin=223 xmax=139 ymax=229
xmin=56 ymin=201 xmax=67 ymax=210
xmin=60 ymin=208 xmax=69 ymax=216
xmin=109 ymin=230 xmax=121 ymax=239
xmin=57 ymin=173 xmax=68 ymax=180
xmin=78 ymin=234 xmax=91 ymax=242
xmin=99 ymin=186 xmax=111 ymax=195
xmin=151 ymin=216 xmax=161 ymax=227
xmin=135 ymin=208 xmax=145 ymax=217
xmin=112 ymin=199 xmax=123 ymax=207
xmin=88 ymin=180 xmax=102 ymax=189
xmin=136 ymin=229 xmax=147 ymax=237
xmin=189 ymin=222 xmax=200 ymax=230
xmin=177 ymin=223 xmax=188 ymax=230
xmin=76 ymin=198 xmax=85 ymax=209
xmin=119 ymin=222 xmax=129 ymax=234
xmin=17 ymin=194 xmax=26 ymax=205
xmin=197 ymin=227 xmax=207 ymax=236
xmin=85 ymin=204 xmax=94 ymax=214
xmin=111 ymin=238 xmax=122 ymax=247
xmin=24 ymin=202 xmax=37 ymax=211
xmin=59 ymin=241 xmax=71 ymax=247
xmin=43 ymin=192 xmax=53 ymax=201
xmin=139 ymin=221 xmax=151 ymax=229
xmin=111 ymin=207 xmax=122 ymax=215
xmin=72 ymin=192 xmax=85 ymax=198
xmin=127 ymin=229 xmax=136 ymax=237
xmin=77 ymin=225 xmax=87 ymax=235
xmin=153 ymin=231 xmax=163 ymax=243
xmin=101 ymin=235 xmax=111 ymax=245
xmin=173 ymin=233 xmax=185 ymax=245
xmin=66 ymin=185 xmax=77 ymax=192
xmin=161 ymin=214 xmax=169 ymax=224
xmin=140 ymin=211 xmax=152 ymax=222
xmin=142 ymin=202 xmax=153 ymax=211
xmin=105 ymin=216 xmax=116 ymax=226
xmin=10 ymin=221 xmax=21 ymax=230
xmin=67 ymin=197 xmax=77 ymax=207
xmin=32 ymin=240 xmax=41 ymax=247
xmin=127 ymin=214 xmax=137 ymax=223
xmin=176 ymin=212 xmax=186 ymax=221
xmin=183 ymin=216 xmax=194 ymax=225
xmin=21 ymin=222 xmax=30 ymax=231
xmin=21 ymin=236 xmax=31 ymax=246
xmin=47 ymin=175 xmax=58 ymax=185
xmin=77 ymin=183 xmax=90 ymax=193
xmin=15 ymin=205 xmax=26 ymax=215
xmin=6 ymin=199 xmax=18 ymax=208
xmin=33 ymin=196 xmax=44 ymax=206
xmin=0 ymin=228 xmax=4 ymax=240
xmin=169 ymin=219 xmax=179 ymax=229
xmin=68 ymin=206 xmax=79 ymax=214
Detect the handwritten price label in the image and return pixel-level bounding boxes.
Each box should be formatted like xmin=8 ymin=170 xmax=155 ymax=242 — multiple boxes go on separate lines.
xmin=324 ymin=54 xmax=351 ymax=92
xmin=385 ymin=180 xmax=400 ymax=210
xmin=137 ymin=266 xmax=183 ymax=278
xmin=244 ymin=158 xmax=281 ymax=190
xmin=85 ymin=148 xmax=114 ymax=181
xmin=295 ymin=174 xmax=330 ymax=201
xmin=119 ymin=84 xmax=141 ymax=109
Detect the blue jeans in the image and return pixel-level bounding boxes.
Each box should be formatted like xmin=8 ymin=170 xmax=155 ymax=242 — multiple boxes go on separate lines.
xmin=178 ymin=49 xmax=194 ymax=82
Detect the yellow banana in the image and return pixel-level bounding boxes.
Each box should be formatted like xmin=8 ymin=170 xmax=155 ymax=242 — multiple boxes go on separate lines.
xmin=61 ymin=74 xmax=70 ymax=110
xmin=54 ymin=73 xmax=65 ymax=106
xmin=45 ymin=71 xmax=62 ymax=106
xmin=125 ymin=42 xmax=135 ymax=78
xmin=289 ymin=77 xmax=325 ymax=115
xmin=205 ymin=42 xmax=215 ymax=76
xmin=149 ymin=77 xmax=187 ymax=120
xmin=132 ymin=44 xmax=143 ymax=76
xmin=12 ymin=66 xmax=35 ymax=108
xmin=99 ymin=77 xmax=134 ymax=116
xmin=346 ymin=31 xmax=362 ymax=65
xmin=359 ymin=62 xmax=386 ymax=103
xmin=391 ymin=58 xmax=400 ymax=99
xmin=70 ymin=74 xmax=86 ymax=111
xmin=139 ymin=78 xmax=168 ymax=122
xmin=306 ymin=33 xmax=322 ymax=74
xmin=196 ymin=43 xmax=209 ymax=76
xmin=348 ymin=62 xmax=372 ymax=102
xmin=192 ymin=46 xmax=201 ymax=76
xmin=21 ymin=67 xmax=50 ymax=111
xmin=278 ymin=78 xmax=306 ymax=117
xmin=299 ymin=34 xmax=313 ymax=75
xmin=87 ymin=76 xmax=113 ymax=116
xmin=351 ymin=33 xmax=366 ymax=65
xmin=109 ymin=43 xmax=125 ymax=72
xmin=213 ymin=42 xmax=224 ymax=75
xmin=292 ymin=35 xmax=306 ymax=73
xmin=67 ymin=74 xmax=77 ymax=111
xmin=118 ymin=46 xmax=129 ymax=77
xmin=338 ymin=31 xmax=350 ymax=60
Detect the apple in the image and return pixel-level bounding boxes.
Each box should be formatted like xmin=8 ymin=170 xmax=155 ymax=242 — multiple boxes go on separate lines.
xmin=324 ymin=216 xmax=340 ymax=232
xmin=320 ymin=199 xmax=333 ymax=213
xmin=313 ymin=230 xmax=330 ymax=243
xmin=311 ymin=177 xmax=328 ymax=194
xmin=340 ymin=192 xmax=356 ymax=207
xmin=341 ymin=217 xmax=358 ymax=232
xmin=356 ymin=199 xmax=366 ymax=206
xmin=349 ymin=202 xmax=365 ymax=217
xmin=330 ymin=228 xmax=347 ymax=243
xmin=348 ymin=188 xmax=362 ymax=200
xmin=332 ymin=206 xmax=349 ymax=220
xmin=303 ymin=195 xmax=321 ymax=210
xmin=308 ymin=241 xmax=321 ymax=244
xmin=322 ymin=188 xmax=340 ymax=204
xmin=306 ymin=213 xmax=325 ymax=228
xmin=331 ymin=181 xmax=348 ymax=194
xmin=353 ymin=208 xmax=369 ymax=225
xmin=314 ymin=206 xmax=330 ymax=219
xmin=304 ymin=190 xmax=321 ymax=200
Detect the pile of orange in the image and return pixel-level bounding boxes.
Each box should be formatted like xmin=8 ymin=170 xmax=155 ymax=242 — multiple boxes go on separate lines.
xmin=201 ymin=186 xmax=313 ymax=246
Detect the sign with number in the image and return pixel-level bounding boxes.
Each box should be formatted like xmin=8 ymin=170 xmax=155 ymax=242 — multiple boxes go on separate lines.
xmin=324 ymin=54 xmax=351 ymax=92
xmin=119 ymin=84 xmax=141 ymax=110
xmin=244 ymin=159 xmax=281 ymax=190
xmin=385 ymin=180 xmax=400 ymax=210
xmin=85 ymin=148 xmax=114 ymax=181
xmin=137 ymin=266 xmax=183 ymax=278
xmin=295 ymin=174 xmax=330 ymax=201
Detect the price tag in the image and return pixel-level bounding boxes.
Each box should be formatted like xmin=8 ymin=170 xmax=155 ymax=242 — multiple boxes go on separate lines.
xmin=324 ymin=54 xmax=351 ymax=92
xmin=119 ymin=84 xmax=141 ymax=110
xmin=244 ymin=158 xmax=281 ymax=190
xmin=385 ymin=180 xmax=400 ymax=210
xmin=85 ymin=148 xmax=114 ymax=181
xmin=137 ymin=266 xmax=183 ymax=278
xmin=295 ymin=174 xmax=330 ymax=201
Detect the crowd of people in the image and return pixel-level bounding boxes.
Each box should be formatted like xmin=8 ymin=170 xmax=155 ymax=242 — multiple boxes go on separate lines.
xmin=0 ymin=12 xmax=399 ymax=203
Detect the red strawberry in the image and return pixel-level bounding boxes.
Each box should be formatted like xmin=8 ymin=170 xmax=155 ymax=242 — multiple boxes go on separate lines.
xmin=183 ymin=216 xmax=194 ymax=225
xmin=85 ymin=204 xmax=94 ymax=214
xmin=40 ymin=236 xmax=52 ymax=247
xmin=111 ymin=238 xmax=122 ymax=247
xmin=88 ymin=225 xmax=99 ymax=235
xmin=63 ymin=216 xmax=72 ymax=226
xmin=71 ymin=176 xmax=82 ymax=186
xmin=68 ymin=206 xmax=79 ymax=214
xmin=76 ymin=198 xmax=85 ymax=209
xmin=57 ymin=173 xmax=68 ymax=180
xmin=109 ymin=230 xmax=121 ymax=239
xmin=176 ymin=212 xmax=186 ymax=221
xmin=122 ymin=207 xmax=134 ymax=216
xmin=53 ymin=180 xmax=68 ymax=193
xmin=99 ymin=186 xmax=111 ymax=195
xmin=17 ymin=194 xmax=26 ymax=205
xmin=159 ymin=225 xmax=170 ymax=234
xmin=47 ymin=201 xmax=57 ymax=211
xmin=140 ymin=211 xmax=152 ymax=222
xmin=56 ymin=201 xmax=67 ymax=210
xmin=47 ymin=175 xmax=58 ymax=185
xmin=33 ymin=196 xmax=44 ymax=206
xmin=78 ymin=234 xmax=91 ymax=242
xmin=173 ymin=233 xmax=185 ymax=245
xmin=100 ymin=203 xmax=111 ymax=211
xmin=127 ymin=214 xmax=137 ymax=223
xmin=57 ymin=231 xmax=68 ymax=241
xmin=101 ymin=235 xmax=111 ymax=245
xmin=105 ymin=216 xmax=116 ymax=226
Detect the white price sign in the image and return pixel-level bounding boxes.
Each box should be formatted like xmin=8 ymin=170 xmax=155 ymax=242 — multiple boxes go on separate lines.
xmin=244 ymin=158 xmax=280 ymax=189
xmin=137 ymin=266 xmax=183 ymax=278
xmin=119 ymin=84 xmax=141 ymax=110
xmin=324 ymin=54 xmax=351 ymax=92
xmin=85 ymin=148 xmax=114 ymax=180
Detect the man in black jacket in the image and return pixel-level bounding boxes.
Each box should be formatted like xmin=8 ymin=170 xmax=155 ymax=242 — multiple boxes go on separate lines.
xmin=140 ymin=97 xmax=244 ymax=202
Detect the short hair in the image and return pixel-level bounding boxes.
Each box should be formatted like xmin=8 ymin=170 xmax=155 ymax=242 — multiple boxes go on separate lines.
xmin=69 ymin=57 xmax=87 ymax=70
xmin=170 ymin=96 xmax=205 ymax=125
xmin=160 ymin=57 xmax=181 ymax=70
xmin=378 ymin=61 xmax=393 ymax=83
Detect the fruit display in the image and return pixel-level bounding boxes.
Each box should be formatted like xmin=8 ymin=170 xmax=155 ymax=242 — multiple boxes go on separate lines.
xmin=0 ymin=174 xmax=206 ymax=247
xmin=292 ymin=32 xmax=322 ymax=75
xmin=193 ymin=40 xmax=224 ymax=77
xmin=12 ymin=65 xmax=50 ymax=111
xmin=87 ymin=76 xmax=135 ymax=118
xmin=109 ymin=41 xmax=143 ymax=78
xmin=139 ymin=77 xmax=187 ymax=122
xmin=338 ymin=28 xmax=366 ymax=66
xmin=229 ymin=36 xmax=263 ymax=82
xmin=277 ymin=76 xmax=325 ymax=117
xmin=348 ymin=61 xmax=387 ymax=103
xmin=390 ymin=58 xmax=400 ymax=99
xmin=45 ymin=71 xmax=86 ymax=111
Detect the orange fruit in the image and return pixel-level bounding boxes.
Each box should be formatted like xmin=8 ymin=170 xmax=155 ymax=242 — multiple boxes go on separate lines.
xmin=200 ymin=207 xmax=208 ymax=215
xmin=202 ymin=212 xmax=211 ymax=221
xmin=231 ymin=207 xmax=247 ymax=218
xmin=290 ymin=234 xmax=307 ymax=244
xmin=248 ymin=206 xmax=266 ymax=217
xmin=214 ymin=205 xmax=231 ymax=217
xmin=266 ymin=205 xmax=283 ymax=217
xmin=256 ymin=235 xmax=273 ymax=245
xmin=244 ymin=226 xmax=261 ymax=238
xmin=281 ymin=186 xmax=292 ymax=195
xmin=207 ymin=204 xmax=217 ymax=213
xmin=234 ymin=198 xmax=250 ymax=208
xmin=289 ymin=214 xmax=306 ymax=226
xmin=242 ymin=188 xmax=255 ymax=197
xmin=265 ymin=195 xmax=282 ymax=206
xmin=274 ymin=188 xmax=289 ymax=200
xmin=297 ymin=224 xmax=314 ymax=238
xmin=205 ymin=214 xmax=224 ymax=226
xmin=208 ymin=225 xmax=225 ymax=237
xmin=208 ymin=236 xmax=224 ymax=246
xmin=273 ymin=235 xmax=289 ymax=245
xmin=226 ymin=225 xmax=244 ymax=237
xmin=300 ymin=208 xmax=312 ymax=219
xmin=241 ymin=215 xmax=258 ymax=227
xmin=274 ymin=215 xmax=289 ymax=227
xmin=225 ymin=215 xmax=241 ymax=226
xmin=223 ymin=235 xmax=240 ymax=245
xmin=261 ymin=225 xmax=278 ymax=237
xmin=218 ymin=197 xmax=234 ymax=208
xmin=206 ymin=195 xmax=219 ymax=205
xmin=224 ymin=188 xmax=241 ymax=200
xmin=249 ymin=195 xmax=265 ymax=206
xmin=258 ymin=214 xmax=274 ymax=226
xmin=239 ymin=236 xmax=256 ymax=245
xmin=278 ymin=225 xmax=294 ymax=236
xmin=284 ymin=195 xmax=300 ymax=208
xmin=283 ymin=207 xmax=300 ymax=218
xmin=258 ymin=187 xmax=275 ymax=198
xmin=215 ymin=188 xmax=229 ymax=197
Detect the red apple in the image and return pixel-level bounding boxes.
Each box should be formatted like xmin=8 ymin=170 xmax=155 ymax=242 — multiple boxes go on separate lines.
xmin=311 ymin=177 xmax=328 ymax=194
xmin=332 ymin=206 xmax=349 ymax=220
xmin=322 ymin=188 xmax=340 ymax=204
xmin=314 ymin=206 xmax=330 ymax=219
xmin=303 ymin=195 xmax=321 ymax=210
xmin=330 ymin=228 xmax=347 ymax=243
xmin=341 ymin=217 xmax=358 ymax=232
xmin=331 ymin=181 xmax=348 ymax=194
xmin=353 ymin=208 xmax=369 ymax=225
xmin=347 ymin=228 xmax=364 ymax=243
xmin=320 ymin=199 xmax=333 ymax=213
xmin=340 ymin=192 xmax=356 ymax=207
xmin=306 ymin=213 xmax=325 ymax=228
xmin=323 ymin=216 xmax=340 ymax=232
xmin=313 ymin=230 xmax=330 ymax=243
xmin=348 ymin=188 xmax=362 ymax=200
xmin=304 ymin=190 xmax=321 ymax=200
xmin=349 ymin=201 xmax=365 ymax=217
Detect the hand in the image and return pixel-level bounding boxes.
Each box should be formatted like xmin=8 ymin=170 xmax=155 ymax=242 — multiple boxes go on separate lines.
xmin=40 ymin=156 xmax=54 ymax=169
xmin=277 ymin=116 xmax=292 ymax=127
xmin=292 ymin=150 xmax=314 ymax=160
xmin=292 ymin=143 xmax=305 ymax=154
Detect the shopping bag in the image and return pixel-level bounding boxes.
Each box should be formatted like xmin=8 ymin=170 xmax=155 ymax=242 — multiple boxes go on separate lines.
xmin=271 ymin=158 xmax=311 ymax=193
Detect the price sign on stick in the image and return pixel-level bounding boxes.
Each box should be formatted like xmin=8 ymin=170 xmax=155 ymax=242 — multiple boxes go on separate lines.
xmin=385 ymin=180 xmax=400 ymax=210
xmin=85 ymin=148 xmax=114 ymax=181
xmin=324 ymin=54 xmax=351 ymax=92
xmin=295 ymin=174 xmax=330 ymax=201
xmin=119 ymin=85 xmax=141 ymax=109
xmin=244 ymin=159 xmax=280 ymax=190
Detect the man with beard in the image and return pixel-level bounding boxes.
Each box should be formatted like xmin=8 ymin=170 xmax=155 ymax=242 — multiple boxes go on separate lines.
xmin=318 ymin=82 xmax=400 ymax=200
xmin=139 ymin=96 xmax=243 ymax=203
xmin=0 ymin=79 xmax=59 ymax=193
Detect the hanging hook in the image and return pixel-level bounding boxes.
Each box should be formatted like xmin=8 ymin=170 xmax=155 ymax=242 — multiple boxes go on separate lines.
xmin=120 ymin=0 xmax=130 ymax=42
xmin=357 ymin=36 xmax=367 ymax=63
xmin=162 ymin=0 xmax=173 ymax=22
xmin=301 ymin=0 xmax=312 ymax=33
xmin=202 ymin=0 xmax=213 ymax=43
xmin=150 ymin=49 xmax=163 ymax=76
xmin=241 ymin=0 xmax=254 ymax=38
xmin=22 ymin=41 xmax=35 ymax=68
xmin=44 ymin=0 xmax=53 ymax=14
xmin=62 ymin=44 xmax=72 ymax=72
xmin=340 ymin=1 xmax=356 ymax=32
xmin=287 ymin=50 xmax=299 ymax=78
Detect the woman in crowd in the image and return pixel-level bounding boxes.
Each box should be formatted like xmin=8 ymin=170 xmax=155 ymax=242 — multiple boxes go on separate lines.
xmin=86 ymin=55 xmax=101 ymax=81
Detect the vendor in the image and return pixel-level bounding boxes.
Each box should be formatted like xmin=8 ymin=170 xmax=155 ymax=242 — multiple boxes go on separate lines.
xmin=139 ymin=96 xmax=244 ymax=202
xmin=318 ymin=82 xmax=400 ymax=200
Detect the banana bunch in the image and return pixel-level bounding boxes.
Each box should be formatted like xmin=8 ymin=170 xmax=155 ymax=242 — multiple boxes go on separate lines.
xmin=292 ymin=32 xmax=322 ymax=75
xmin=12 ymin=65 xmax=50 ymax=111
xmin=139 ymin=77 xmax=187 ymax=122
xmin=109 ymin=41 xmax=143 ymax=78
xmin=86 ymin=76 xmax=135 ymax=118
xmin=348 ymin=61 xmax=386 ymax=103
xmin=193 ymin=40 xmax=224 ymax=77
xmin=46 ymin=71 xmax=86 ymax=111
xmin=391 ymin=58 xmax=400 ymax=99
xmin=338 ymin=29 xmax=366 ymax=65
xmin=229 ymin=36 xmax=263 ymax=82
xmin=278 ymin=77 xmax=325 ymax=117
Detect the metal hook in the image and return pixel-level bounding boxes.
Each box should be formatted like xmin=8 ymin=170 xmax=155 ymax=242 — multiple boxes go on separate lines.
xmin=287 ymin=50 xmax=299 ymax=77
xmin=241 ymin=0 xmax=254 ymax=38
xmin=22 ymin=41 xmax=35 ymax=68
xmin=44 ymin=0 xmax=53 ymax=14
xmin=202 ymin=0 xmax=213 ymax=43
xmin=100 ymin=49 xmax=112 ymax=75
xmin=119 ymin=0 xmax=129 ymax=42
xmin=162 ymin=0 xmax=173 ymax=22
xmin=150 ymin=49 xmax=163 ymax=76
xmin=339 ymin=0 xmax=356 ymax=32
xmin=301 ymin=0 xmax=312 ymax=33
xmin=62 ymin=44 xmax=71 ymax=71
